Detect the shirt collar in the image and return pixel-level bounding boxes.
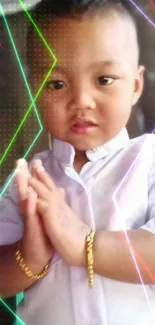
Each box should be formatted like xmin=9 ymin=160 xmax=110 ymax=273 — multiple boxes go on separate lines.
xmin=52 ymin=128 xmax=130 ymax=167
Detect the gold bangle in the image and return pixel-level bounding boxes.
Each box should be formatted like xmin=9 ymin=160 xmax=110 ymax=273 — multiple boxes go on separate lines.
xmin=15 ymin=242 xmax=50 ymax=280
xmin=86 ymin=229 xmax=95 ymax=288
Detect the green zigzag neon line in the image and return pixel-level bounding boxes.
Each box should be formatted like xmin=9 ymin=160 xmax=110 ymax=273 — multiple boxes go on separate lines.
xmin=0 ymin=0 xmax=57 ymax=197
xmin=0 ymin=1 xmax=57 ymax=323
xmin=0 ymin=299 xmax=26 ymax=325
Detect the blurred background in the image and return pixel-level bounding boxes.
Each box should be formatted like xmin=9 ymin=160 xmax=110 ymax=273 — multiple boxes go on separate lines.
xmin=0 ymin=0 xmax=155 ymax=324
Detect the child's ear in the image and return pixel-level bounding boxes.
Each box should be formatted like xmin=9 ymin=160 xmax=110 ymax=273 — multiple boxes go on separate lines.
xmin=132 ymin=65 xmax=145 ymax=106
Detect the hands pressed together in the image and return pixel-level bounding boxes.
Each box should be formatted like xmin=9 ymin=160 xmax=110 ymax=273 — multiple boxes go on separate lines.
xmin=15 ymin=159 xmax=90 ymax=271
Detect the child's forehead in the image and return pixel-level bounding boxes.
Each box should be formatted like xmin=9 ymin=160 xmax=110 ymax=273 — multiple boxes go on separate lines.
xmin=31 ymin=14 xmax=138 ymax=71
xmin=40 ymin=13 xmax=135 ymax=40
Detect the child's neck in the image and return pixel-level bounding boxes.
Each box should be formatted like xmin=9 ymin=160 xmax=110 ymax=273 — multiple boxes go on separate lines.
xmin=74 ymin=151 xmax=89 ymax=173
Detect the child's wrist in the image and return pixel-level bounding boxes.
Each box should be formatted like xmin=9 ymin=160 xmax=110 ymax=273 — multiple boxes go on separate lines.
xmin=16 ymin=241 xmax=51 ymax=280
xmin=20 ymin=239 xmax=53 ymax=272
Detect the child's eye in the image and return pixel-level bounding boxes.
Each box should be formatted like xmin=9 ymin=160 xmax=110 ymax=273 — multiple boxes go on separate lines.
xmin=97 ymin=76 xmax=114 ymax=86
xmin=46 ymin=80 xmax=66 ymax=90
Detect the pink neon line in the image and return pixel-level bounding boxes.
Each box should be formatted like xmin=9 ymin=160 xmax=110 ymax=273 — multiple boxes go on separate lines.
xmin=112 ymin=132 xmax=155 ymax=307
xmin=114 ymin=201 xmax=153 ymax=309
xmin=112 ymin=114 xmax=155 ymax=308
xmin=111 ymin=0 xmax=155 ymax=310
xmin=149 ymin=0 xmax=155 ymax=13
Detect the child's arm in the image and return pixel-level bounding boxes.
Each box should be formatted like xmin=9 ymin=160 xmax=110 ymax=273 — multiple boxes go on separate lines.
xmin=0 ymin=159 xmax=54 ymax=298
xmin=29 ymin=166 xmax=155 ymax=285
xmin=93 ymin=228 xmax=155 ymax=284
xmin=0 ymin=241 xmax=48 ymax=298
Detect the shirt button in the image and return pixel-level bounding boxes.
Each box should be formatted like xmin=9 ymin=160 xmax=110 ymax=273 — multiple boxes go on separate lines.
xmin=92 ymin=148 xmax=99 ymax=152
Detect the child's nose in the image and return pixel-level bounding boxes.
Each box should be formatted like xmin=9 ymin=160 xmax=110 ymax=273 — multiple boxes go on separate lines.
xmin=68 ymin=90 xmax=96 ymax=112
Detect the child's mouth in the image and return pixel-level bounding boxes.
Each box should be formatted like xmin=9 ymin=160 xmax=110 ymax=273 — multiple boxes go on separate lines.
xmin=71 ymin=119 xmax=97 ymax=135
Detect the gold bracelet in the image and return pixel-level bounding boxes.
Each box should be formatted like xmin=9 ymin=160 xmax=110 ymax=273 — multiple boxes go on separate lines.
xmin=15 ymin=242 xmax=50 ymax=280
xmin=86 ymin=229 xmax=95 ymax=288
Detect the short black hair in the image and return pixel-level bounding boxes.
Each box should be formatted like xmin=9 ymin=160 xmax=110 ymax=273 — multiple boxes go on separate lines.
xmin=27 ymin=0 xmax=140 ymax=65
xmin=30 ymin=0 xmax=136 ymax=20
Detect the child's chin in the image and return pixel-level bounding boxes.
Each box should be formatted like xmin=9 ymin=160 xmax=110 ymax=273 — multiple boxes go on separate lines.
xmin=71 ymin=139 xmax=104 ymax=151
xmin=60 ymin=134 xmax=105 ymax=151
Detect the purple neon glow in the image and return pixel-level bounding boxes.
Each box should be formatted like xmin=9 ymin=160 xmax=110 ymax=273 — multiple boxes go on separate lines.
xmin=128 ymin=0 xmax=155 ymax=28
xmin=113 ymin=135 xmax=154 ymax=308
xmin=112 ymin=0 xmax=155 ymax=310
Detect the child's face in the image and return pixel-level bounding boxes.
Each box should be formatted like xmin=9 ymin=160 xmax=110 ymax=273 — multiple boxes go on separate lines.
xmin=30 ymin=13 xmax=144 ymax=150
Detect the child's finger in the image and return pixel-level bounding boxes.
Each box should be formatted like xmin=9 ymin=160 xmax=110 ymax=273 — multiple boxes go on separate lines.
xmin=18 ymin=198 xmax=28 ymax=217
xmin=24 ymin=186 xmax=41 ymax=237
xmin=15 ymin=159 xmax=30 ymax=201
xmin=34 ymin=166 xmax=58 ymax=193
xmin=15 ymin=158 xmax=28 ymax=170
xmin=28 ymin=176 xmax=51 ymax=199
xmin=26 ymin=186 xmax=37 ymax=220
xmin=31 ymin=159 xmax=43 ymax=178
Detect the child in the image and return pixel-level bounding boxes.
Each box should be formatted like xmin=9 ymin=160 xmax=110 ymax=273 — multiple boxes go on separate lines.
xmin=0 ymin=0 xmax=155 ymax=324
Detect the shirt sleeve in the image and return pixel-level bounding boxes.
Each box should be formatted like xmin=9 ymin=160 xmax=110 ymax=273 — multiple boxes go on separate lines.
xmin=0 ymin=171 xmax=24 ymax=245
xmin=140 ymin=140 xmax=155 ymax=235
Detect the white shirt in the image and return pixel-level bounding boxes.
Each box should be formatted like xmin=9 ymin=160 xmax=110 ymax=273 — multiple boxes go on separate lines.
xmin=1 ymin=128 xmax=155 ymax=325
